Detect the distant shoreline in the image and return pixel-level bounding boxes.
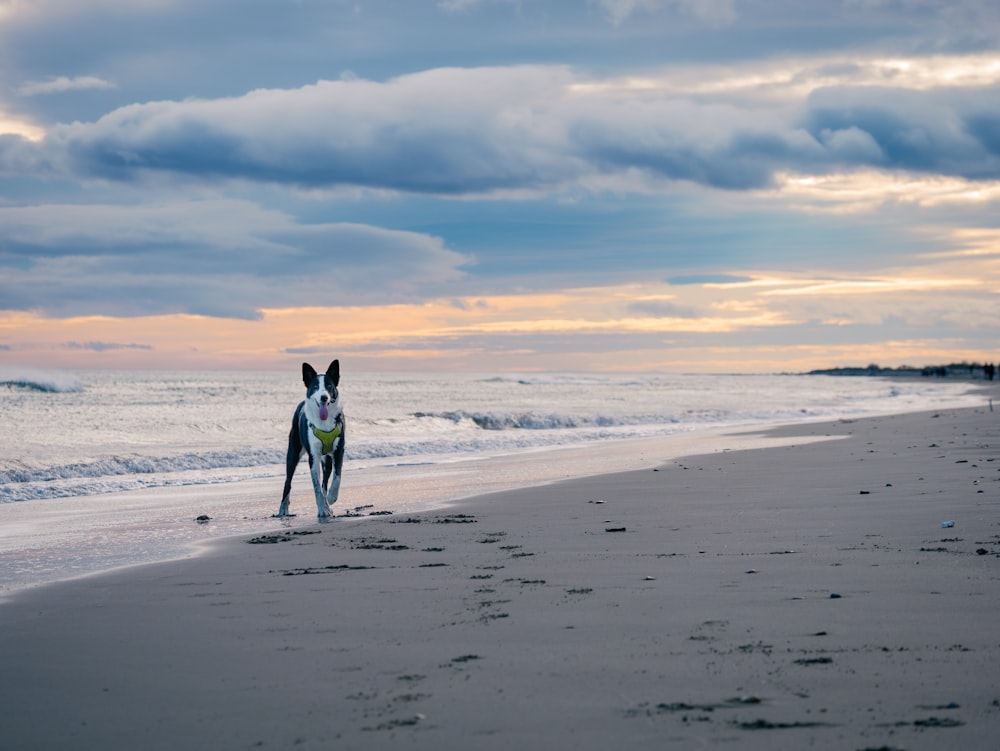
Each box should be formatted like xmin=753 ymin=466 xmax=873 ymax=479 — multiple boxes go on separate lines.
xmin=808 ymin=362 xmax=997 ymax=379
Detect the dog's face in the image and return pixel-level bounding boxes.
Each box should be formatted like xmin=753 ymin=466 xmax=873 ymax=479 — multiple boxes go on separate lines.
xmin=302 ymin=360 xmax=340 ymax=422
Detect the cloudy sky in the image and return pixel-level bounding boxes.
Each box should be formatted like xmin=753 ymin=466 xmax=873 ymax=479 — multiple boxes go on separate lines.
xmin=2 ymin=0 xmax=999 ymax=372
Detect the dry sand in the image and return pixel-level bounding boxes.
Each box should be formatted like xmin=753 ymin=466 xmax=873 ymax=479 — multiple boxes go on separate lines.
xmin=2 ymin=398 xmax=999 ymax=750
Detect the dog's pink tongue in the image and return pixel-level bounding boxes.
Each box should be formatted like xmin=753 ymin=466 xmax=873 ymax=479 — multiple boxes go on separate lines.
xmin=319 ymin=404 xmax=329 ymax=421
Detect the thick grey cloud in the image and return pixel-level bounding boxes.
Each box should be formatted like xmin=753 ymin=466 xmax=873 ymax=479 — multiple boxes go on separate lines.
xmin=804 ymin=85 xmax=1000 ymax=178
xmin=32 ymin=68 xmax=581 ymax=193
xmin=0 ymin=200 xmax=470 ymax=317
xmin=7 ymin=66 xmax=999 ymax=195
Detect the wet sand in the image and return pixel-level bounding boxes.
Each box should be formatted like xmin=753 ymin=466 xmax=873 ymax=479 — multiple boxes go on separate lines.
xmin=2 ymin=400 xmax=999 ymax=750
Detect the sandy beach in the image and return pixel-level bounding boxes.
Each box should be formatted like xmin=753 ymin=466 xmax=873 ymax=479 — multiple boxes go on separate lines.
xmin=2 ymin=397 xmax=999 ymax=750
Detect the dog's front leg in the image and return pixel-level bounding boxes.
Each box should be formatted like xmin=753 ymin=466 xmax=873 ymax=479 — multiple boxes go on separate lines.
xmin=309 ymin=456 xmax=330 ymax=518
xmin=309 ymin=456 xmax=331 ymax=517
xmin=322 ymin=454 xmax=338 ymax=508
xmin=326 ymin=467 xmax=341 ymax=508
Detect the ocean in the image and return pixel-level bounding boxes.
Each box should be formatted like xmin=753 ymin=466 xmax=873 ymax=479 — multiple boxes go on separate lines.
xmin=0 ymin=366 xmax=986 ymax=598
xmin=1 ymin=367 xmax=986 ymax=503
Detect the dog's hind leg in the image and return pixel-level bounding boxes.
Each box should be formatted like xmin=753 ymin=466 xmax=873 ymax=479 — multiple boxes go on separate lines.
xmin=276 ymin=407 xmax=304 ymax=517
xmin=278 ymin=454 xmax=298 ymax=517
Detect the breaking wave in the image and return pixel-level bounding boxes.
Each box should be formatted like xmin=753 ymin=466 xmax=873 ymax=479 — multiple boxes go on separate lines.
xmin=0 ymin=366 xmax=83 ymax=393
xmin=0 ymin=449 xmax=287 ymax=502
xmin=412 ymin=410 xmax=631 ymax=431
xmin=1 ymin=448 xmax=284 ymax=485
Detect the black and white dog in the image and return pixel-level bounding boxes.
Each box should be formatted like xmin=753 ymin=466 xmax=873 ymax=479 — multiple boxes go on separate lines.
xmin=276 ymin=360 xmax=346 ymax=518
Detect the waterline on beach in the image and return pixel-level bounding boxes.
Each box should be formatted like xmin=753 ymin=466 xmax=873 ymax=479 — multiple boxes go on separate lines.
xmin=0 ymin=425 xmax=842 ymax=601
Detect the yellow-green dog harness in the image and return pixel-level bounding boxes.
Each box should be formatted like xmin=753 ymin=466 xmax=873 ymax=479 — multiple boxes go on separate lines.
xmin=310 ymin=422 xmax=342 ymax=454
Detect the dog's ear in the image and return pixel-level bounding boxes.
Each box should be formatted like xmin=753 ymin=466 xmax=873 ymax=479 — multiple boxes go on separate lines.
xmin=326 ymin=359 xmax=340 ymax=387
xmin=302 ymin=362 xmax=318 ymax=386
